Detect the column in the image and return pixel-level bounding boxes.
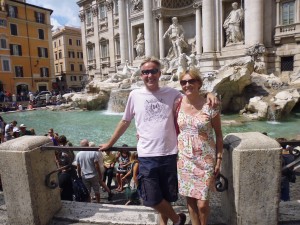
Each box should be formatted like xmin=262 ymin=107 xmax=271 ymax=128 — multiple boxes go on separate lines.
xmin=194 ymin=3 xmax=202 ymax=54
xmin=202 ymin=0 xmax=215 ymax=53
xmin=118 ymin=0 xmax=128 ymax=63
xmin=296 ymin=0 xmax=300 ymax=22
xmin=157 ymin=14 xmax=164 ymax=59
xmin=143 ymin=0 xmax=154 ymax=57
xmin=92 ymin=5 xmax=100 ymax=73
xmin=244 ymin=0 xmax=264 ymax=46
xmin=276 ymin=0 xmax=280 ymax=26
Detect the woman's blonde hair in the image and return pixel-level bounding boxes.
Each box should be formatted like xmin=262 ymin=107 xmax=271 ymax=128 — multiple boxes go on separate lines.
xmin=130 ymin=152 xmax=138 ymax=162
xmin=179 ymin=68 xmax=203 ymax=87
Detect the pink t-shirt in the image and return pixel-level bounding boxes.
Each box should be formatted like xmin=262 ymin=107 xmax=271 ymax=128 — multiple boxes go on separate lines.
xmin=123 ymin=87 xmax=182 ymax=157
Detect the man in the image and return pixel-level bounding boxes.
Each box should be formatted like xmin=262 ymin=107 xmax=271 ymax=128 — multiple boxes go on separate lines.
xmin=19 ymin=124 xmax=33 ymax=136
xmin=76 ymin=139 xmax=103 ymax=203
xmin=163 ymin=17 xmax=187 ymax=59
xmin=4 ymin=120 xmax=17 ymax=141
xmin=223 ymin=2 xmax=244 ymax=45
xmin=100 ymin=57 xmax=217 ymax=225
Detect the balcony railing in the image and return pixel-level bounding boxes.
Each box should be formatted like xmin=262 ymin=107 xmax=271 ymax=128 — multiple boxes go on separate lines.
xmin=274 ymin=22 xmax=300 ymax=44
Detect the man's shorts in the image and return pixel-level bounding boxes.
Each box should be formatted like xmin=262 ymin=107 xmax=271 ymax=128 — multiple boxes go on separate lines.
xmin=137 ymin=154 xmax=178 ymax=207
xmin=82 ymin=176 xmax=100 ymax=194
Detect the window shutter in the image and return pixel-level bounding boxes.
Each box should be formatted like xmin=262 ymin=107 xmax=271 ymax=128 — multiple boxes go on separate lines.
xmin=15 ymin=6 xmax=18 ymax=18
xmin=9 ymin=44 xmax=13 ymax=55
xmin=38 ymin=47 xmax=41 ymax=57
xmin=18 ymin=45 xmax=22 ymax=56
xmin=20 ymin=66 xmax=23 ymax=76
xmin=41 ymin=13 xmax=45 ymax=23
xmin=45 ymin=48 xmax=48 ymax=58
xmin=40 ymin=68 xmax=43 ymax=77
xmin=46 ymin=68 xmax=49 ymax=77
xmin=34 ymin=12 xmax=37 ymax=21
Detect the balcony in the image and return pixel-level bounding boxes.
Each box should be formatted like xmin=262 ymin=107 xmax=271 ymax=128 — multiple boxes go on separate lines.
xmin=87 ymin=59 xmax=96 ymax=70
xmin=274 ymin=22 xmax=300 ymax=44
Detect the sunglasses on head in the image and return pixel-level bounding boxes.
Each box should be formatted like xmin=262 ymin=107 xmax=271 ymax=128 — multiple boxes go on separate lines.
xmin=180 ymin=79 xmax=198 ymax=86
xmin=141 ymin=69 xmax=159 ymax=75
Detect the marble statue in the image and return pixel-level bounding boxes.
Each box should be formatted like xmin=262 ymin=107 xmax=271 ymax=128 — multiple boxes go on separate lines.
xmin=131 ymin=0 xmax=142 ymax=11
xmin=170 ymin=53 xmax=189 ymax=81
xmin=0 ymin=0 xmax=5 ymax=11
xmin=223 ymin=2 xmax=244 ymax=46
xmin=163 ymin=17 xmax=188 ymax=60
xmin=134 ymin=28 xmax=145 ymax=59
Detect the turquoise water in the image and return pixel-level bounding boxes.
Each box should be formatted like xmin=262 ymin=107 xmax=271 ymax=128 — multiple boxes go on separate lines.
xmin=1 ymin=110 xmax=300 ymax=146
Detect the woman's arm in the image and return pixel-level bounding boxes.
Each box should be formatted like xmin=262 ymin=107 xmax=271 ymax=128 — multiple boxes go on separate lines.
xmin=211 ymin=113 xmax=223 ymax=176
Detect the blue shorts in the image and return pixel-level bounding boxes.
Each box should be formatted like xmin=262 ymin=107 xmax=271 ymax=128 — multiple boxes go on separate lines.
xmin=138 ymin=154 xmax=178 ymax=207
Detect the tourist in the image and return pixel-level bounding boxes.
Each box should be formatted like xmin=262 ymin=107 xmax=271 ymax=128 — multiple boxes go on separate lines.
xmin=12 ymin=127 xmax=20 ymax=139
xmin=30 ymin=128 xmax=36 ymax=135
xmin=4 ymin=120 xmax=17 ymax=141
xmin=47 ymin=128 xmax=59 ymax=146
xmin=0 ymin=116 xmax=5 ymax=143
xmin=55 ymin=135 xmax=75 ymax=167
xmin=76 ymin=139 xmax=103 ymax=203
xmin=58 ymin=156 xmax=77 ymax=201
xmin=99 ymin=57 xmax=218 ymax=225
xmin=102 ymin=149 xmax=117 ymax=191
xmin=122 ymin=152 xmax=140 ymax=205
xmin=115 ymin=149 xmax=131 ymax=192
xmin=223 ymin=2 xmax=244 ymax=45
xmin=176 ymin=68 xmax=223 ymax=225
xmin=19 ymin=124 xmax=33 ymax=136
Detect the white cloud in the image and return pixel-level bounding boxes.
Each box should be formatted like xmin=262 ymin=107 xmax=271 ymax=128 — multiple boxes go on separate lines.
xmin=26 ymin=0 xmax=80 ymax=29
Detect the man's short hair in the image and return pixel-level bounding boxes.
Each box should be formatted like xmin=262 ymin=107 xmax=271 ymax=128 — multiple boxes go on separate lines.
xmin=140 ymin=57 xmax=161 ymax=70
xmin=80 ymin=139 xmax=89 ymax=147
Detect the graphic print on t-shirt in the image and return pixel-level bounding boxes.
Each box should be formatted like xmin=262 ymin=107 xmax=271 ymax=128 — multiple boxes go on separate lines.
xmin=144 ymin=98 xmax=168 ymax=122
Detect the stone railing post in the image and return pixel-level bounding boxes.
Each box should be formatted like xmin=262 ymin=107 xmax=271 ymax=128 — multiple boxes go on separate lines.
xmin=221 ymin=132 xmax=282 ymax=225
xmin=0 ymin=136 xmax=61 ymax=225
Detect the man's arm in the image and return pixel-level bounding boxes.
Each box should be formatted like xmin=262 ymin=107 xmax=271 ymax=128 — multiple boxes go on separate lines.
xmin=77 ymin=164 xmax=82 ymax=179
xmin=163 ymin=26 xmax=171 ymax=38
xmin=99 ymin=119 xmax=131 ymax=150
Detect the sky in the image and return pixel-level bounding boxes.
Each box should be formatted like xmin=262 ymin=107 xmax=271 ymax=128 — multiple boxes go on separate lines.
xmin=26 ymin=0 xmax=81 ymax=30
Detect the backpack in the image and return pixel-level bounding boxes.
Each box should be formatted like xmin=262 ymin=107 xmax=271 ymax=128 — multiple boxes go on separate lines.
xmin=72 ymin=178 xmax=89 ymax=202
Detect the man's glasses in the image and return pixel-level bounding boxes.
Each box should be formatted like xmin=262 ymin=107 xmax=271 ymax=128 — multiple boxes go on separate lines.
xmin=141 ymin=69 xmax=159 ymax=75
xmin=180 ymin=79 xmax=198 ymax=86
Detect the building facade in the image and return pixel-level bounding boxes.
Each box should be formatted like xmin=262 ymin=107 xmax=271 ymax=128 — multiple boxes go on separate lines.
xmin=0 ymin=0 xmax=54 ymax=95
xmin=52 ymin=26 xmax=87 ymax=93
xmin=77 ymin=0 xmax=300 ymax=80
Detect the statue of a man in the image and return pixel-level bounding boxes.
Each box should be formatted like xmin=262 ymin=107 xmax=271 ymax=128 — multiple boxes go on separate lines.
xmin=163 ymin=17 xmax=188 ymax=59
xmin=223 ymin=2 xmax=244 ymax=46
xmin=0 ymin=0 xmax=6 ymax=11
xmin=134 ymin=28 xmax=145 ymax=59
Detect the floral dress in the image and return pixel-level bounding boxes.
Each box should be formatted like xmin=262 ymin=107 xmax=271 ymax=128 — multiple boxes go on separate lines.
xmin=177 ymin=102 xmax=219 ymax=200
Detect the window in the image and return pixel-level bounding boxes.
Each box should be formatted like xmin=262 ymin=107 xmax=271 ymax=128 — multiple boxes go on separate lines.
xmin=38 ymin=47 xmax=48 ymax=58
xmin=8 ymin=5 xmax=18 ymax=18
xmin=99 ymin=4 xmax=107 ymax=20
xmin=40 ymin=67 xmax=49 ymax=77
xmin=281 ymin=1 xmax=295 ymax=25
xmin=10 ymin=44 xmax=22 ymax=56
xmin=54 ymin=41 xmax=56 ymax=48
xmin=115 ymin=36 xmax=120 ymax=56
xmin=60 ymin=63 xmax=63 ymax=72
xmin=59 ymin=51 xmax=62 ymax=59
xmin=55 ymin=52 xmax=58 ymax=60
xmin=86 ymin=10 xmax=92 ymax=26
xmin=0 ymin=38 xmax=7 ymax=49
xmin=0 ymin=19 xmax=7 ymax=27
xmin=69 ymin=38 xmax=72 ymax=45
xmin=38 ymin=29 xmax=44 ymax=40
xmin=79 ymin=64 xmax=83 ymax=71
xmin=76 ymin=40 xmax=81 ymax=46
xmin=114 ymin=0 xmax=119 ymax=15
xmin=59 ymin=40 xmax=61 ymax=46
xmin=35 ymin=12 xmax=45 ymax=24
xmin=10 ymin=24 xmax=18 ymax=36
xmin=77 ymin=52 xmax=83 ymax=58
xmin=87 ymin=46 xmax=95 ymax=60
xmin=15 ymin=66 xmax=23 ymax=77
xmin=55 ymin=64 xmax=58 ymax=73
xmin=281 ymin=56 xmax=294 ymax=71
xmin=2 ymin=59 xmax=10 ymax=71
xmin=71 ymin=76 xmax=77 ymax=81
xmin=70 ymin=64 xmax=74 ymax=71
xmin=68 ymin=51 xmax=75 ymax=58
xmin=100 ymin=40 xmax=109 ymax=58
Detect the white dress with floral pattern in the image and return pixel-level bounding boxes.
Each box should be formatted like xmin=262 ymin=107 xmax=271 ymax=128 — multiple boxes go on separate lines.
xmin=177 ymin=103 xmax=219 ymax=200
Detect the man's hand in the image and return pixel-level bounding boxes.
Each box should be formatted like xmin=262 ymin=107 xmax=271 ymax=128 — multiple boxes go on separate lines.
xmin=99 ymin=143 xmax=111 ymax=151
xmin=206 ymin=93 xmax=219 ymax=108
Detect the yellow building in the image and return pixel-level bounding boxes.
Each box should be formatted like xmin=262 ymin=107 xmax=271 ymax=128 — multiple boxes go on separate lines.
xmin=52 ymin=26 xmax=86 ymax=93
xmin=0 ymin=0 xmax=53 ymax=98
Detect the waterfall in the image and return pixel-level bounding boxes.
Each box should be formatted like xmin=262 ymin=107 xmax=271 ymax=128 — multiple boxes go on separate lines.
xmin=107 ymin=89 xmax=132 ymax=113
xmin=267 ymin=105 xmax=281 ymax=124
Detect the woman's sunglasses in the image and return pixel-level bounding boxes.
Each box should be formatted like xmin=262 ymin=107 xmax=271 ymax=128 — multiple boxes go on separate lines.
xmin=180 ymin=79 xmax=198 ymax=86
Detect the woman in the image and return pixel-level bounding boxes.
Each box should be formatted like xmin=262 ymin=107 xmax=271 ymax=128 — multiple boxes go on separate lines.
xmin=176 ymin=68 xmax=223 ymax=225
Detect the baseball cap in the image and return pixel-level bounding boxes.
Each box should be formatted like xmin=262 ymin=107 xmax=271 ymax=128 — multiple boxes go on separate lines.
xmin=20 ymin=124 xmax=26 ymax=128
